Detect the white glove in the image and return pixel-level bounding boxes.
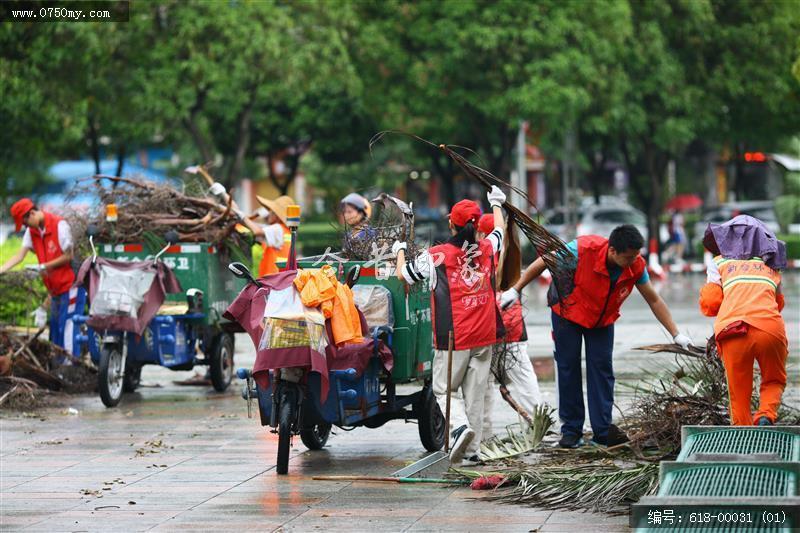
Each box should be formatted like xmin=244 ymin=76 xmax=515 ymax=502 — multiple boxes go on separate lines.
xmin=487 ymin=185 xmax=506 ymax=208
xmin=208 ymin=182 xmax=227 ymax=199
xmin=499 ymin=287 xmax=519 ymax=309
xmin=391 ymin=241 xmax=407 ymax=257
xmin=31 ymin=307 xmax=48 ymax=328
xmin=673 ymin=332 xmax=692 ymax=350
xmin=254 ymin=207 xmax=269 ymax=219
xmin=25 ymin=264 xmax=45 ymax=273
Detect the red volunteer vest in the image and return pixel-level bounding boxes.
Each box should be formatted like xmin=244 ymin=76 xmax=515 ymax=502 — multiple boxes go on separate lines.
xmin=500 ymin=299 xmax=527 ymax=343
xmin=551 ymin=235 xmax=645 ymax=329
xmin=430 ymin=239 xmax=504 ymax=350
xmin=28 ymin=212 xmax=75 ymax=296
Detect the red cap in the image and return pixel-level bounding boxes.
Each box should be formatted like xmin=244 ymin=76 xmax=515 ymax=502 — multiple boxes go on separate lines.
xmin=477 ymin=213 xmax=494 ymax=234
xmin=449 ymin=200 xmax=482 ymax=228
xmin=10 ymin=198 xmax=34 ymax=232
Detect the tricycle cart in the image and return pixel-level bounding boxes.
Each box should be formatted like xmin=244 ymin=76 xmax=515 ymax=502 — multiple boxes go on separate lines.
xmin=229 ymin=257 xmax=444 ymax=475
xmin=73 ymin=230 xmax=249 ymax=407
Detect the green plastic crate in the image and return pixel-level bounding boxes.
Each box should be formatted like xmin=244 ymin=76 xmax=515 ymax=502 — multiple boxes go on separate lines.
xmin=658 ymin=462 xmax=799 ymax=498
xmin=99 ymin=242 xmax=248 ymax=325
xmin=679 ymin=427 xmax=800 ymax=462
xmin=295 ymin=258 xmax=433 ymax=383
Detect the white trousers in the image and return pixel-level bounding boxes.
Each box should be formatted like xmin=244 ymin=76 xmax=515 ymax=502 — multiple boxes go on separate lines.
xmin=481 ymin=341 xmax=542 ymax=439
xmin=432 ymin=344 xmax=492 ymax=456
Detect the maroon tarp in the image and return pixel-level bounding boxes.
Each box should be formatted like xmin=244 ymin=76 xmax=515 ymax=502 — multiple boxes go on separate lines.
xmin=224 ymin=270 xmax=393 ymax=401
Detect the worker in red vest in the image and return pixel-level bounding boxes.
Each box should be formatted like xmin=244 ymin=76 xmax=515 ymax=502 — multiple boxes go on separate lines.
xmin=476 ymin=214 xmax=541 ymax=440
xmin=500 ymin=225 xmax=692 ymax=448
xmin=393 ymin=186 xmax=507 ymax=465
xmin=1 ymin=199 xmax=86 ymax=359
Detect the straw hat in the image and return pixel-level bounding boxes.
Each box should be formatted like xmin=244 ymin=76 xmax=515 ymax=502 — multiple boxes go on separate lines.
xmin=255 ymin=195 xmax=296 ymax=226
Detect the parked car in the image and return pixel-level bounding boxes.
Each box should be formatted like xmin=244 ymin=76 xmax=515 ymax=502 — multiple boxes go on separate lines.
xmin=692 ymin=201 xmax=781 ymax=250
xmin=544 ymin=203 xmax=650 ymax=247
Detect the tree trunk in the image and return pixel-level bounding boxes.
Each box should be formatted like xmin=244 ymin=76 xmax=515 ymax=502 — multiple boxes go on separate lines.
xmin=87 ymin=107 xmax=101 ymax=175
xmin=115 ymin=145 xmax=126 ymax=177
xmin=644 ymin=142 xmax=668 ymax=259
xmin=182 ymin=87 xmax=214 ymax=164
xmin=431 ymin=155 xmax=456 ymax=207
xmin=225 ymin=89 xmax=256 ymax=186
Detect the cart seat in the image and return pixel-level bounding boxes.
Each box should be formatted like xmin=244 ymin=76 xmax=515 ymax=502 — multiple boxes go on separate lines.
xmin=352 ymin=285 xmax=394 ymax=333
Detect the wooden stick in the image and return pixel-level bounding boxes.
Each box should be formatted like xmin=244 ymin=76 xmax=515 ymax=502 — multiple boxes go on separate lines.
xmin=444 ymin=331 xmax=454 ymax=453
xmin=22 ymin=347 xmax=45 ymax=372
xmin=311 ymin=475 xmax=465 ymax=484
xmin=498 ymin=384 xmax=534 ymax=426
xmin=11 ymin=325 xmax=46 ymax=361
xmin=0 ymin=385 xmax=19 ymax=406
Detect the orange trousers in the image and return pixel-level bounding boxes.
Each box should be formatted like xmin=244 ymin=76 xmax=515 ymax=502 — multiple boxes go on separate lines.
xmin=717 ymin=326 xmax=787 ymax=426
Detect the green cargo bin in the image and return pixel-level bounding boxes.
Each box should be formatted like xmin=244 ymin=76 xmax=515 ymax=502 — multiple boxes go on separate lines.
xmin=679 ymin=426 xmax=800 ymax=463
xmin=295 ymin=258 xmax=434 ymax=383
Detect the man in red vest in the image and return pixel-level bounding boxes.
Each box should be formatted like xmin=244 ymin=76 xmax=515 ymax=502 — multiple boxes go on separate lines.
xmin=500 ymin=225 xmax=692 ymax=448
xmin=1 ymin=199 xmax=86 ymax=358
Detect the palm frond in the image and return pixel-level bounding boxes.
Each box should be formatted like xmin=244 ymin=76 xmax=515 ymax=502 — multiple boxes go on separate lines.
xmin=480 ymin=404 xmax=556 ymax=462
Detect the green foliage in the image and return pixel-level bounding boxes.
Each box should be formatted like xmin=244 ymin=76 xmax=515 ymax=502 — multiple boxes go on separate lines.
xmin=780 ymin=233 xmax=800 ymax=259
xmin=0 ymin=237 xmax=39 ymax=270
xmin=775 ymin=195 xmax=800 ymax=233
xmin=0 ymin=238 xmax=47 ymax=326
xmin=297 ymin=222 xmax=342 ymax=257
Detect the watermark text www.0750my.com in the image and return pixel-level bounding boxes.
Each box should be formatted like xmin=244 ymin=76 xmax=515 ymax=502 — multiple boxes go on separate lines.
xmin=0 ymin=1 xmax=130 ymax=22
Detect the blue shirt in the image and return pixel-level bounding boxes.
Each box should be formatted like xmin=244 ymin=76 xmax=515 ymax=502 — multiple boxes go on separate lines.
xmin=566 ymin=240 xmax=649 ymax=286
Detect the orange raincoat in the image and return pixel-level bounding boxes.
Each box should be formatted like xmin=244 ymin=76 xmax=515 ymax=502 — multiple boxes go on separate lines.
xmin=699 ymin=256 xmax=787 ymax=425
xmin=294 ymin=266 xmax=363 ymax=345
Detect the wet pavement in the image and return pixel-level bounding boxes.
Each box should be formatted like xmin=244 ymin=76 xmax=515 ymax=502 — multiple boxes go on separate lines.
xmin=1 ymin=273 xmax=797 ymax=532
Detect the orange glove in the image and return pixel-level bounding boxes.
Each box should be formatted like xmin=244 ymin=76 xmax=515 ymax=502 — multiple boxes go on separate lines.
xmin=776 ymin=293 xmax=785 ymax=312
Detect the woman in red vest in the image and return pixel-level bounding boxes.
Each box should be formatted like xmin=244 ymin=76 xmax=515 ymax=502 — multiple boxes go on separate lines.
xmin=501 ymin=225 xmax=691 ymax=449
xmin=1 ymin=199 xmax=86 ymax=359
xmin=476 ymin=213 xmax=541 ymax=440
xmin=393 ymin=186 xmax=507 ymax=465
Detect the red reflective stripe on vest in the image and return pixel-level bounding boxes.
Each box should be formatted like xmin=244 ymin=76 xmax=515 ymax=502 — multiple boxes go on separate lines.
xmin=551 ymin=235 xmax=644 ymax=329
xmin=28 ymin=212 xmax=74 ymax=296
xmin=430 ymin=239 xmax=500 ymax=350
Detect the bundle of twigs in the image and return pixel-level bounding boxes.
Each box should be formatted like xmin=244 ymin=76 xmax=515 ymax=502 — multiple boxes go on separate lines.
xmin=624 ymin=338 xmax=729 ymax=459
xmin=342 ymin=193 xmax=420 ymax=261
xmin=369 ymin=132 xmax=576 ymax=303
xmin=67 ymin=175 xmax=251 ymax=255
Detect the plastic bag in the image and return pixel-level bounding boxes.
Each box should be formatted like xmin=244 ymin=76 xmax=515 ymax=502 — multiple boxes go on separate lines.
xmin=90 ymin=264 xmax=155 ymax=318
xmin=352 ymin=285 xmax=394 ymax=330
xmin=258 ymin=286 xmax=327 ymax=353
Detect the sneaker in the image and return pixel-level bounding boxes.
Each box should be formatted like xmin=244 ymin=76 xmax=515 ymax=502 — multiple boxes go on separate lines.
xmin=592 ymin=424 xmax=630 ymax=447
xmin=449 ymin=425 xmax=475 ymax=463
xmin=558 ymin=433 xmax=585 ymax=449
xmin=757 ymin=416 xmax=773 ymax=426
xmin=461 ymin=454 xmax=482 ymax=466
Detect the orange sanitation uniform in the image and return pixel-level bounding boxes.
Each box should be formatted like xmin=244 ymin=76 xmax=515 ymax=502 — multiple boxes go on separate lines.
xmin=699 ymin=256 xmax=788 ymax=426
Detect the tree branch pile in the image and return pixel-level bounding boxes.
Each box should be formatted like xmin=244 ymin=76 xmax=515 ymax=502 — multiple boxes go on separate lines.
xmin=451 ymin=337 xmax=800 ymax=514
xmin=67 ymin=175 xmax=252 ymax=255
xmin=0 ymin=327 xmax=96 ymax=410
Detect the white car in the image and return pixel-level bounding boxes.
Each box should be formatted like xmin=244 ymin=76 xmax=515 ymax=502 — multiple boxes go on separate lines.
xmin=544 ymin=203 xmax=656 ymax=248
